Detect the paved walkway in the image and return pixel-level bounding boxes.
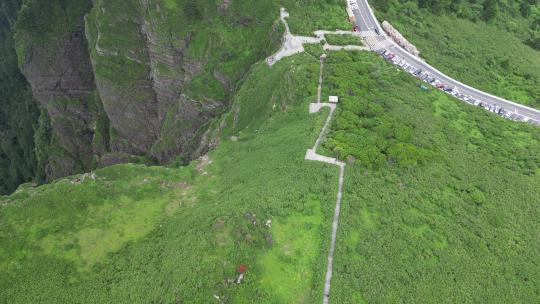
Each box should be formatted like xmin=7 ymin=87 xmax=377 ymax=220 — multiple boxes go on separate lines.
xmin=267 ymin=8 xmax=367 ymax=66
xmin=305 ymin=101 xmax=345 ymax=304
xmin=267 ymin=8 xmax=356 ymax=302
xmin=304 ymin=57 xmax=345 ymax=304
xmin=324 ymin=44 xmax=368 ymax=52
xmin=317 ymin=57 xmax=325 ymax=103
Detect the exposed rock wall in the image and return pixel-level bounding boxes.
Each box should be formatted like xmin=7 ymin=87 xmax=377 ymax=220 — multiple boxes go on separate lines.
xmin=140 ymin=1 xmax=185 ymax=119
xmin=14 ymin=0 xmax=104 ymax=180
xmin=10 ymin=0 xmax=283 ymax=183
xmin=85 ymin=0 xmax=160 ymax=156
xmin=18 ymin=31 xmax=94 ymax=103
xmin=87 ymin=0 xmax=227 ymax=163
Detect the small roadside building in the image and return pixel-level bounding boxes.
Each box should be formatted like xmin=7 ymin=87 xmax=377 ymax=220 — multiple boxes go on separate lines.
xmin=329 ymin=96 xmax=339 ymax=103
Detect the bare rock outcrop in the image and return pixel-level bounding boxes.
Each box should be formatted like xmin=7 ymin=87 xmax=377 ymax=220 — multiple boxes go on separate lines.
xmin=15 ymin=2 xmax=102 ymax=180
xmin=87 ymin=0 xmax=228 ymax=163
xmin=12 ymin=0 xmax=273 ymax=182
xmin=85 ymin=0 xmax=160 ymax=155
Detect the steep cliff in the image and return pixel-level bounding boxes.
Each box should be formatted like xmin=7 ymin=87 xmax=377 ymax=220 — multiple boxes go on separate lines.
xmin=85 ymin=0 xmax=284 ymax=164
xmin=0 ymin=0 xmax=40 ymax=194
xmin=14 ymin=0 xmax=106 ymax=180
xmin=3 ymin=0 xmax=283 ymax=192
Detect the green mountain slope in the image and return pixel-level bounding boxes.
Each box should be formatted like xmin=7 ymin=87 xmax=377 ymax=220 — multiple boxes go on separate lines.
xmin=3 ymin=46 xmax=540 ymax=302
xmin=1 ymin=1 xmax=540 ymax=303
xmin=0 ymin=54 xmax=339 ymax=303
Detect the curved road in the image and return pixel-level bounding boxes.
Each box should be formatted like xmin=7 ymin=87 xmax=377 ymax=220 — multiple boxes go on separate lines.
xmin=352 ymin=0 xmax=540 ymax=124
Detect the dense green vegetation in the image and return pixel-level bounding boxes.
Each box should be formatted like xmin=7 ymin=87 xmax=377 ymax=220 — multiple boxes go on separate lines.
xmin=373 ymin=0 xmax=540 ymax=108
xmin=168 ymin=0 xmax=349 ymax=99
xmin=2 ymin=0 xmax=540 ymax=302
xmin=320 ymin=51 xmax=540 ymax=302
xmin=0 ymin=53 xmax=341 ymax=303
xmin=0 ymin=0 xmax=40 ymax=195
xmin=286 ymin=0 xmax=350 ymax=36
xmin=4 ymin=42 xmax=539 ymax=302
xmin=325 ymin=33 xmax=363 ymax=46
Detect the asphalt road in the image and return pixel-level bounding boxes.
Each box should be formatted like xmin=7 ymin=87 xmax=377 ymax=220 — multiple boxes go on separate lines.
xmin=353 ymin=0 xmax=540 ymax=123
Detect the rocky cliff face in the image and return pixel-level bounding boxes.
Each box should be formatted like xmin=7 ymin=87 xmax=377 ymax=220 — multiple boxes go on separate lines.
xmin=14 ymin=0 xmax=102 ymax=180
xmin=18 ymin=31 xmax=94 ymax=105
xmin=85 ymin=0 xmax=160 ymax=155
xmin=10 ymin=0 xmax=282 ymax=182
xmin=86 ymin=0 xmax=227 ymax=164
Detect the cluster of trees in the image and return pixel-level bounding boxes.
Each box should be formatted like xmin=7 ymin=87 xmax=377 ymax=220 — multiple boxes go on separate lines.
xmin=327 ymin=52 xmax=540 ymax=303
xmin=375 ymin=0 xmax=536 ymax=21
xmin=374 ymin=0 xmax=540 ymax=49
xmin=323 ymin=52 xmax=429 ymax=168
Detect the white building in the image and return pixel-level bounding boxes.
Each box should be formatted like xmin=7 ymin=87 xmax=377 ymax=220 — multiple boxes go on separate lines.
xmin=329 ymin=96 xmax=339 ymax=103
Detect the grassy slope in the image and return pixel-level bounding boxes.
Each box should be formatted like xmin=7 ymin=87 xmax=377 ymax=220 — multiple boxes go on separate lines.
xmin=376 ymin=6 xmax=540 ymax=108
xmin=0 ymin=54 xmax=340 ymax=303
xmin=325 ymin=33 xmax=364 ymax=46
xmin=321 ymin=51 xmax=540 ymax=303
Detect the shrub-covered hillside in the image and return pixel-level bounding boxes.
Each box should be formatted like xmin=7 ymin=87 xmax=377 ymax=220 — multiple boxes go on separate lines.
xmin=321 ymin=51 xmax=540 ymax=303
xmin=1 ymin=1 xmax=540 ymax=303
xmin=3 ymin=45 xmax=540 ymax=302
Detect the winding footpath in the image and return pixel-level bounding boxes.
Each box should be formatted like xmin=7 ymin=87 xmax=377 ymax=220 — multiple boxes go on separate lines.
xmin=266 ymin=8 xmax=362 ymax=303
xmin=304 ymin=56 xmax=345 ymax=304
xmin=265 ymin=7 xmax=371 ymax=303
xmin=266 ymin=8 xmax=367 ymax=66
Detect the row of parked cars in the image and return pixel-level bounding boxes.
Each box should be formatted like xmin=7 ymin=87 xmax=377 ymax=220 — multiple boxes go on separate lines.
xmin=377 ymin=49 xmax=540 ymax=126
